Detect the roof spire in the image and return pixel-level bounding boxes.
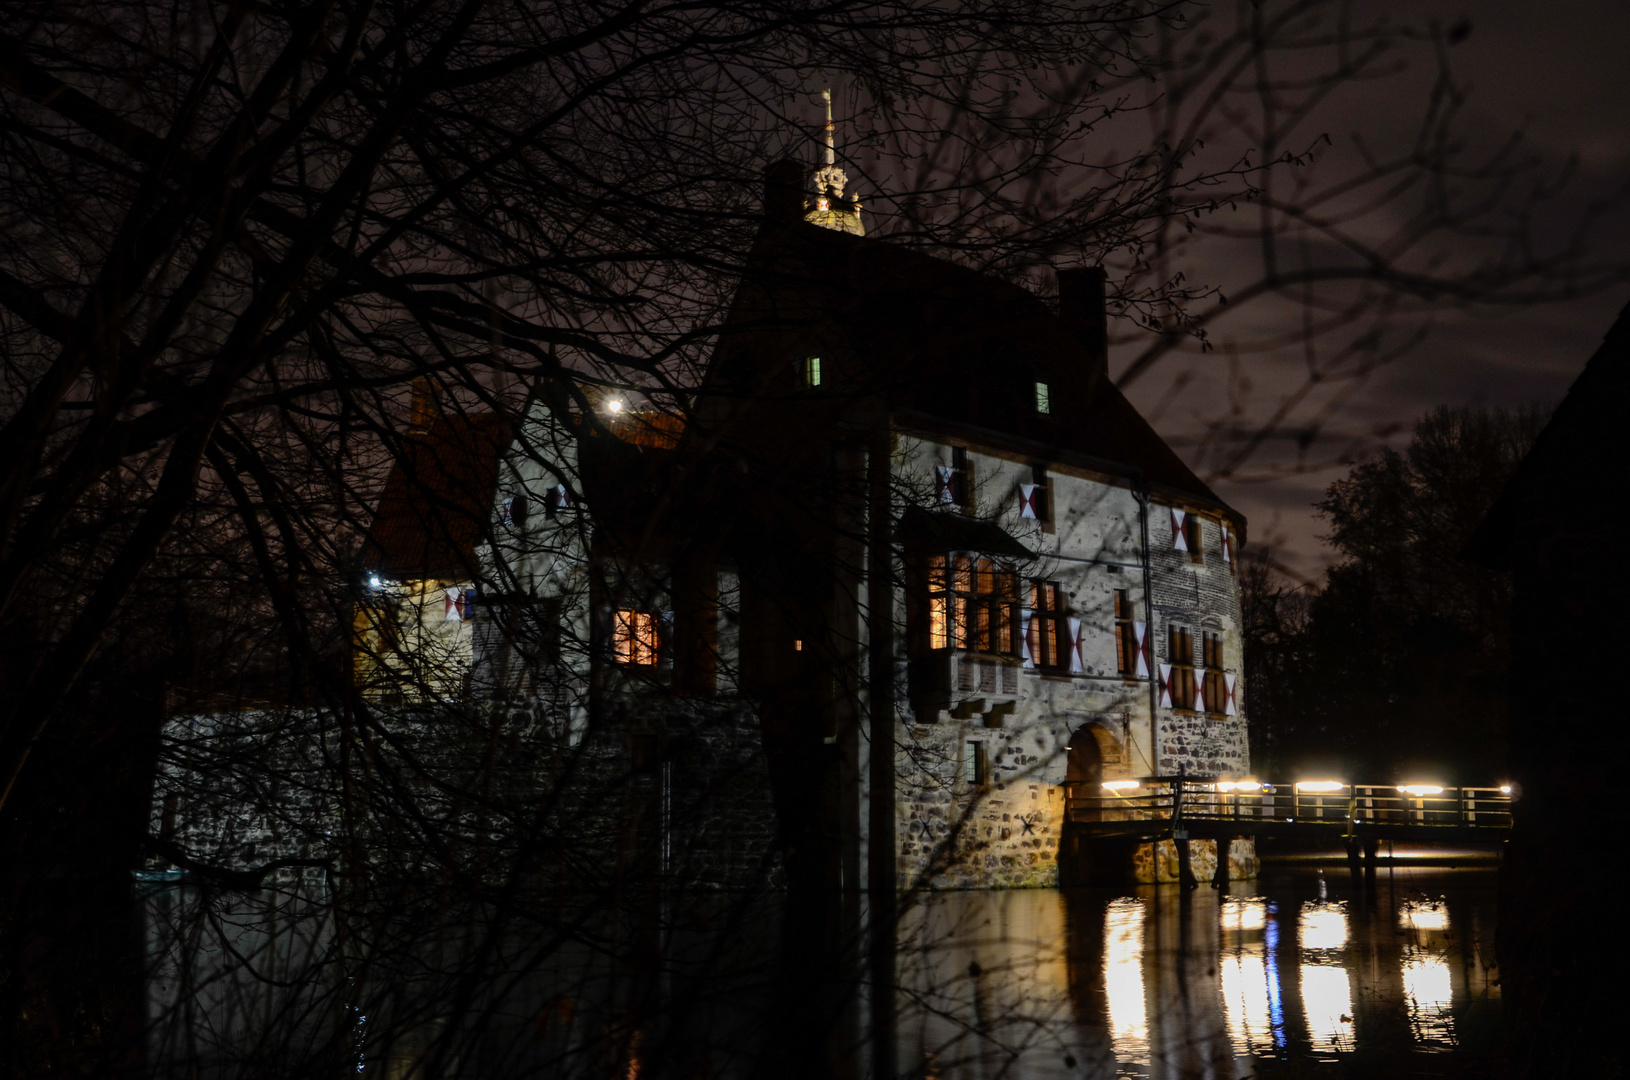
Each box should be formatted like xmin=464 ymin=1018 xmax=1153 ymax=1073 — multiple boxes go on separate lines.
xmin=805 ymin=88 xmax=864 ymax=236
xmin=812 ymin=88 xmax=847 ymax=201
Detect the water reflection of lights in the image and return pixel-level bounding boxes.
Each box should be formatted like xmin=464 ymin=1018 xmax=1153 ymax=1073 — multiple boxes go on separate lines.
xmin=1400 ymin=901 xmax=1449 ymax=932
xmin=1301 ymin=964 xmax=1355 ymax=1053
xmin=1403 ymin=955 xmax=1455 ymax=1045
xmin=1298 ymin=902 xmax=1348 ymax=951
xmin=1104 ymin=898 xmax=1148 ymax=1065
xmin=1221 ymin=898 xmax=1266 ymax=932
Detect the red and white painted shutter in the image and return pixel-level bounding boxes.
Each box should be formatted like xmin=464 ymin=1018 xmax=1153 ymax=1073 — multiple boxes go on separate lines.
xmin=445 ymin=588 xmax=463 ymax=621
xmin=936 ymin=466 xmax=956 ymax=505
xmin=1171 ymin=508 xmax=1188 ymax=552
xmin=501 ymin=496 xmax=515 ymax=526
xmin=1133 ymin=622 xmax=1150 ymax=677
xmin=1220 ymin=522 xmax=1233 ymax=564
xmin=1157 ymin=663 xmax=1173 ymax=708
xmin=1020 ymin=609 xmax=1034 ymax=667
xmin=1019 ymin=483 xmax=1039 ymax=519
xmin=554 ymin=484 xmax=571 ymax=511
xmin=1068 ymin=616 xmax=1084 ymax=673
xmin=1193 ymin=675 xmax=1206 ymax=714
xmin=1224 ymin=673 xmax=1239 ymax=716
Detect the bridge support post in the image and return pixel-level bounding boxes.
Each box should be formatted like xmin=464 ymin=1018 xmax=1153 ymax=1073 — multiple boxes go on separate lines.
xmin=1344 ymin=835 xmax=1363 ymax=887
xmin=1212 ymin=838 xmax=1231 ymax=890
xmin=1174 ymin=829 xmax=1198 ymax=889
xmin=1363 ymin=838 xmax=1379 ymax=876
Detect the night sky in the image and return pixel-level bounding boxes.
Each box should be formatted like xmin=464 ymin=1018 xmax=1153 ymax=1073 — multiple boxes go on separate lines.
xmin=1117 ymin=0 xmax=1630 ymax=580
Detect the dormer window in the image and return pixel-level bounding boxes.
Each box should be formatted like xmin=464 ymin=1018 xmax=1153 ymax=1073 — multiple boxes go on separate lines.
xmin=1034 ymin=381 xmax=1052 ymax=415
xmin=802 ymin=355 xmax=823 ymax=388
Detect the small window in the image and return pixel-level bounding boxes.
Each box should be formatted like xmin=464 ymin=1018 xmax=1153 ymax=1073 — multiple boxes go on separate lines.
xmin=613 ymin=609 xmax=660 ymax=666
xmin=802 ymin=355 xmax=822 ymax=388
xmin=1167 ymin=625 xmax=1196 ymax=709
xmin=1114 ymin=589 xmax=1138 ymax=677
xmin=1184 ymin=515 xmax=1203 ymax=563
xmin=1034 ymin=381 xmax=1051 ymax=415
xmin=1202 ymin=631 xmax=1226 ymax=715
xmin=951 ymin=446 xmax=973 ymax=508
xmin=964 ymin=740 xmax=989 ymax=786
xmin=1028 ymin=581 xmax=1066 ymax=668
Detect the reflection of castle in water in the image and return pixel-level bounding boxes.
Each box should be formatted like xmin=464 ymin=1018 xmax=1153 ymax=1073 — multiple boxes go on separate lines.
xmin=894 ymin=872 xmax=1500 ymax=1078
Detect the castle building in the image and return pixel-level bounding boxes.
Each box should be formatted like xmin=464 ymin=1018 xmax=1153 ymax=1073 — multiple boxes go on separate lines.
xmin=356 ymin=150 xmax=1253 ymax=890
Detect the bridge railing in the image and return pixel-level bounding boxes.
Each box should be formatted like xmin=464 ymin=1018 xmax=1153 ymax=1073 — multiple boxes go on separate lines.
xmin=1062 ymin=780 xmax=1513 ymax=829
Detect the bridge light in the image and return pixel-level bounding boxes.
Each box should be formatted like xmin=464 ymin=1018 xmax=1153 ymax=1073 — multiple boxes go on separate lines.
xmin=1218 ymin=780 xmax=1265 ymax=793
xmin=1397 ymin=784 xmax=1443 ymax=797
xmin=1295 ymin=781 xmax=1344 ymax=793
xmin=1102 ymin=780 xmax=1140 ymax=792
xmin=1499 ymin=785 xmax=1512 ymax=795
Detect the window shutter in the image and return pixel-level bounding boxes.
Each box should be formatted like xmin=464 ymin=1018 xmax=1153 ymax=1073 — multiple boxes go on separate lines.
xmin=1158 ymin=663 xmax=1173 ymax=708
xmin=545 ymin=483 xmax=570 ymax=516
xmin=936 ymin=466 xmax=955 ymax=505
xmin=502 ymin=496 xmax=515 ymax=526
xmin=444 ymin=588 xmax=463 ymax=621
xmin=1068 ymin=616 xmax=1084 ymax=673
xmin=1193 ymin=676 xmax=1206 ymax=714
xmin=1225 ymin=673 xmax=1238 ymax=716
xmin=1171 ymin=508 xmax=1188 ymax=551
xmin=1133 ymin=622 xmax=1150 ymax=677
xmin=1220 ymin=522 xmax=1233 ymax=564
xmin=1021 ymin=609 xmax=1034 ymax=667
xmin=1019 ymin=483 xmax=1038 ymax=519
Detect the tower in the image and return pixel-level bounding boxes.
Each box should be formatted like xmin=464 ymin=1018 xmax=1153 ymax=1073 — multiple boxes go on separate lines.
xmin=803 ymin=89 xmax=864 ymax=236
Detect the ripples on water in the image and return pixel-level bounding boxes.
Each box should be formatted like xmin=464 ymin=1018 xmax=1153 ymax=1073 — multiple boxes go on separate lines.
xmin=896 ymin=868 xmax=1497 ymax=1078
xmin=143 ymin=867 xmax=1498 ymax=1077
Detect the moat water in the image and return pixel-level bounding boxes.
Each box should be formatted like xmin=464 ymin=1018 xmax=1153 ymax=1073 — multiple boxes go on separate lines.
xmin=143 ymin=864 xmax=1500 ymax=1077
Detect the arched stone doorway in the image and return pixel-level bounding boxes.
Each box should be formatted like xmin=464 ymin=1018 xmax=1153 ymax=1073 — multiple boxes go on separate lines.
xmin=1059 ymin=722 xmax=1133 ymax=886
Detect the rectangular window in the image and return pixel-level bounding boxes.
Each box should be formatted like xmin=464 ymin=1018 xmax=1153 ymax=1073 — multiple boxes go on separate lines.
xmin=1184 ymin=515 xmax=1204 ymax=564
xmin=951 ymin=445 xmax=972 ymax=508
xmin=1028 ymin=580 xmax=1066 ymax=669
xmin=1030 ymin=464 xmax=1052 ymax=525
xmin=1114 ymin=589 xmax=1138 ymax=677
xmin=929 ymin=554 xmax=1018 ymax=654
xmin=1168 ymin=625 xmax=1196 ymax=709
xmin=802 ymin=355 xmax=822 ymax=388
xmin=1202 ymin=631 xmax=1226 ymax=715
xmin=613 ymin=609 xmax=660 ymax=666
xmin=1035 ymin=381 xmax=1051 ymax=415
xmin=964 ymin=740 xmax=988 ymax=786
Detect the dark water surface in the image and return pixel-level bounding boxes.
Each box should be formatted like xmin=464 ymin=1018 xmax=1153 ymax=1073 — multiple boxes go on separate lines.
xmin=143 ymin=866 xmax=1499 ymax=1077
xmin=897 ymin=867 xmax=1499 ymax=1078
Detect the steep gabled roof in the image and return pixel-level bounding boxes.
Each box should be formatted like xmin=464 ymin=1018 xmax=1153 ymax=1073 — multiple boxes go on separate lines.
xmin=709 ymin=218 xmax=1239 ymax=524
xmin=363 ymin=413 xmax=514 ymax=580
xmin=1465 ymin=300 xmax=1630 ymax=569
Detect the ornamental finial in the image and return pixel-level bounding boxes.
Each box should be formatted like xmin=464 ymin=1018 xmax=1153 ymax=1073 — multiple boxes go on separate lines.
xmin=812 ymin=88 xmax=848 ymax=201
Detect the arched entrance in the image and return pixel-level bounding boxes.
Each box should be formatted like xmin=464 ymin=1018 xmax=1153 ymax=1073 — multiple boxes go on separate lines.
xmin=1060 ymin=721 xmax=1133 ymax=886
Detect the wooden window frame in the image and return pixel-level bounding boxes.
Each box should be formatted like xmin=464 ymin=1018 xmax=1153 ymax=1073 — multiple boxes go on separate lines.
xmin=1184 ymin=515 xmax=1204 ymax=564
xmin=964 ymin=739 xmax=989 ymax=787
xmin=1202 ymin=630 xmax=1226 ymax=716
xmin=612 ymin=608 xmax=661 ymax=667
xmin=929 ymin=554 xmax=1020 ymax=656
xmin=1114 ymin=589 xmax=1138 ymax=678
xmin=1028 ymin=579 xmax=1067 ymax=670
xmin=1168 ymin=624 xmax=1196 ymax=710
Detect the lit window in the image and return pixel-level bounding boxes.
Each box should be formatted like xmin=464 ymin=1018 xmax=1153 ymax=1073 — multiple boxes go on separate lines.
xmin=1114 ymin=589 xmax=1137 ymax=677
xmin=1203 ymin=631 xmax=1226 ymax=714
xmin=803 ymin=355 xmax=822 ymax=388
xmin=1035 ymin=381 xmax=1051 ymax=414
xmin=613 ymin=609 xmax=660 ymax=666
xmin=1166 ymin=625 xmax=1196 ymax=709
xmin=928 ymin=554 xmax=1019 ymax=654
xmin=1027 ymin=580 xmax=1066 ymax=668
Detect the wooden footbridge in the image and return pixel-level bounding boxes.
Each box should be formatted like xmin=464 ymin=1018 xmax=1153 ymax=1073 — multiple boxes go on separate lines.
xmin=1063 ymin=777 xmax=1512 ymax=884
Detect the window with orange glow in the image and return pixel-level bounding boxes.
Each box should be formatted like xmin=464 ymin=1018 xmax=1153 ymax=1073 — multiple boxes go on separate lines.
xmin=928 ymin=554 xmax=1018 ymax=654
xmin=613 ymin=609 xmax=660 ymax=666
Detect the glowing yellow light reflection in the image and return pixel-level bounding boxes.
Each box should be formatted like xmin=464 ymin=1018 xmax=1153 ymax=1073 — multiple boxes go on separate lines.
xmin=1217 ymin=780 xmax=1265 ymax=793
xmin=1295 ymin=781 xmax=1344 ymax=793
xmin=1221 ymin=899 xmax=1266 ymax=932
xmin=1102 ymin=780 xmax=1140 ymax=792
xmin=1299 ymin=903 xmax=1349 ymax=952
xmin=1403 ymin=956 xmax=1455 ymax=1044
xmin=1399 ymin=901 xmax=1449 ymax=932
xmin=1104 ymin=898 xmax=1148 ymax=1065
xmin=1301 ymin=964 xmax=1355 ymax=1054
xmin=1397 ymin=784 xmax=1444 ymax=797
xmin=1222 ymin=950 xmax=1272 ymax=1056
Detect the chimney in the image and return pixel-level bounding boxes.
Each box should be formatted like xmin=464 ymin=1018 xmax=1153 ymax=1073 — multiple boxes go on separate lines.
xmin=1057 ymin=267 xmax=1109 ymax=379
xmin=764 ymin=159 xmax=807 ymax=225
